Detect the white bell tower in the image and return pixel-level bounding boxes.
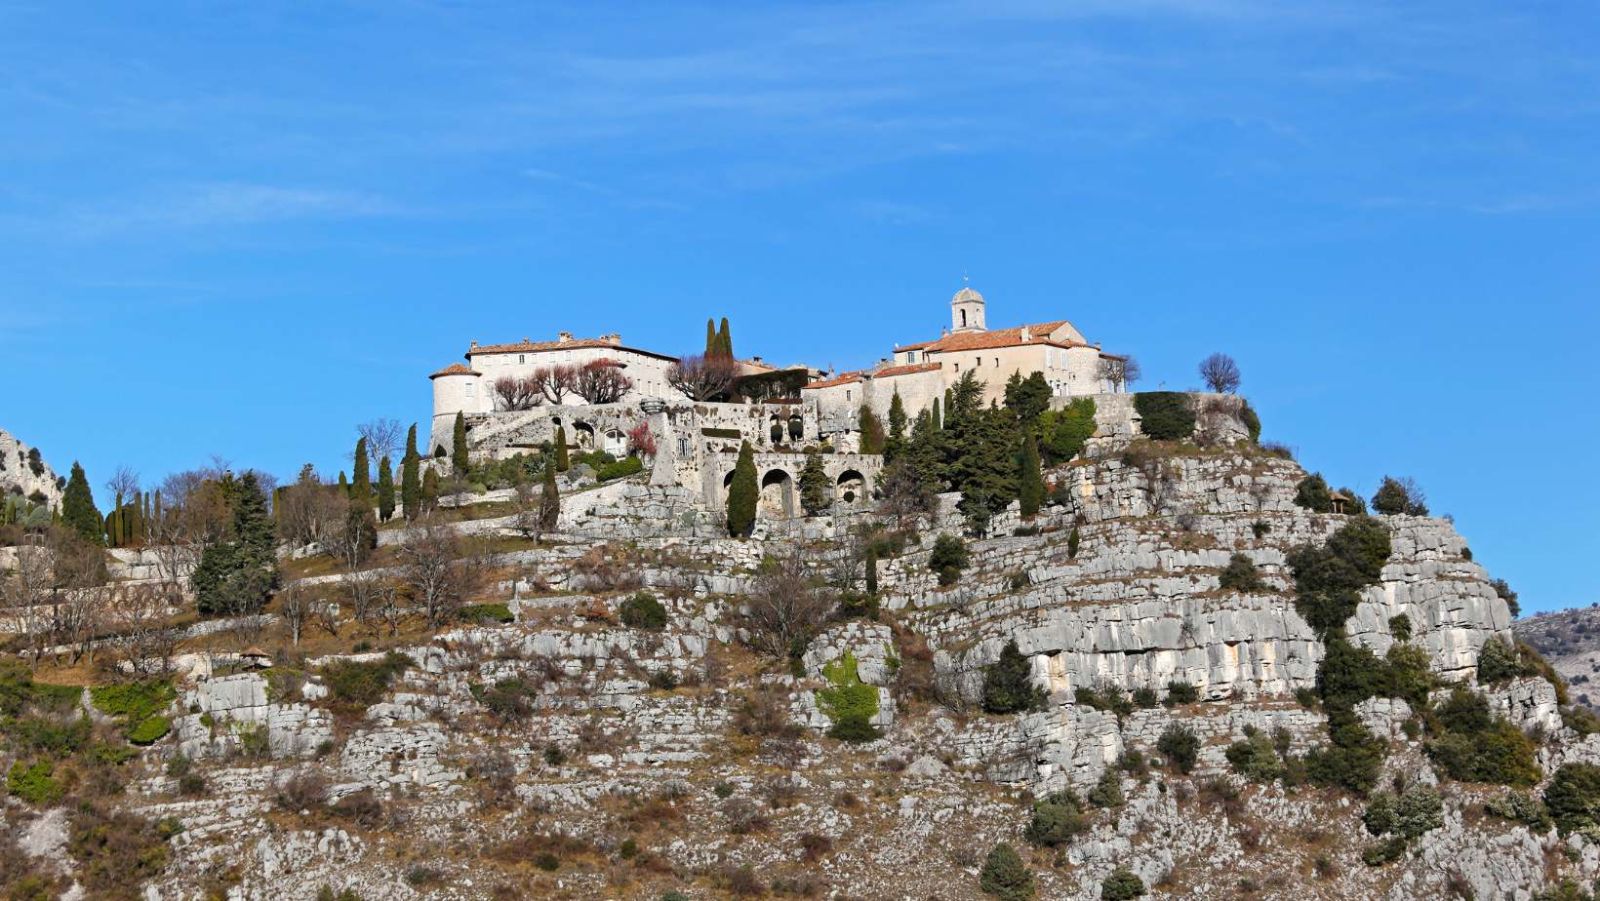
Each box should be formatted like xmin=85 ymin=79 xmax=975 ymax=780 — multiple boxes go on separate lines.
xmin=950 ymin=280 xmax=986 ymax=334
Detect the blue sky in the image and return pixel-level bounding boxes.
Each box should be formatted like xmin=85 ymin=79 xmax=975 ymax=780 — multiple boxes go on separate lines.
xmin=1 ymin=2 xmax=1595 ymax=613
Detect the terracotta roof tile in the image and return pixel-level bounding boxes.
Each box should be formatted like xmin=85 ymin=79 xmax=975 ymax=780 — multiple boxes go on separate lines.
xmin=468 ymin=338 xmax=677 ymax=361
xmin=429 ymin=363 xmax=481 ymax=379
xmin=802 ymin=371 xmax=867 ymax=390
xmin=868 ymin=362 xmax=943 ymax=379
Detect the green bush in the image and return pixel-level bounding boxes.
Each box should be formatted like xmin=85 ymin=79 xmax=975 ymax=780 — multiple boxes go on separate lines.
xmin=817 ymin=653 xmax=881 ymax=744
xmin=1483 ymin=790 xmax=1552 ymax=831
xmin=1425 ymin=688 xmax=1540 ymax=786
xmin=1163 ymin=680 xmax=1200 ymax=706
xmin=619 ymin=593 xmax=668 ymax=630
xmin=1477 ymin=637 xmax=1535 ymax=684
xmin=1156 ymin=724 xmax=1200 ymax=774
xmin=1545 ymin=764 xmax=1600 ymax=837
xmin=1293 ymin=474 xmax=1334 ymax=513
xmin=1131 ymin=686 xmax=1158 ymax=708
xmin=983 ymin=640 xmax=1047 ymax=715
xmin=1067 ymin=526 xmax=1081 ymax=558
xmin=90 ymin=680 xmax=175 ymax=739
xmin=1226 ymin=731 xmax=1285 ymax=782
xmin=979 ymin=842 xmax=1034 ymax=900
xmin=1133 ymin=392 xmax=1195 ymax=441
xmin=1086 ymin=769 xmax=1124 ymax=809
xmin=68 ymin=806 xmax=171 ymax=896
xmin=596 ymin=456 xmax=645 ymax=482
xmin=127 ymin=715 xmax=171 ymax=746
xmin=1217 ymin=553 xmax=1264 ymax=592
xmin=1024 ymin=791 xmax=1087 ymax=847
xmin=458 ymin=603 xmax=514 ymax=624
xmin=1360 ymin=835 xmax=1407 ymax=867
xmin=1388 ymin=614 xmax=1412 ymax=642
xmin=929 ymin=534 xmax=969 ymax=584
xmin=322 ymin=652 xmax=411 ymax=707
xmin=1100 ymin=868 xmax=1146 ymax=900
xmin=1288 ymin=517 xmax=1391 ymax=634
xmin=1363 ymin=786 xmax=1443 ymax=840
xmin=1239 ymin=403 xmax=1261 ymax=444
xmin=7 ymin=760 xmax=63 ymax=805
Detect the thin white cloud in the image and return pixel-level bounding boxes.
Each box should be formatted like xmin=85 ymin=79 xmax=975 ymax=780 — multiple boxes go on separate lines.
xmin=60 ymin=182 xmax=401 ymax=236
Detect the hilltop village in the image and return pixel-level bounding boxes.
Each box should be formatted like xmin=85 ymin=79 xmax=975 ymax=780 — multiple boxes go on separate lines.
xmin=0 ymin=287 xmax=1595 ymax=901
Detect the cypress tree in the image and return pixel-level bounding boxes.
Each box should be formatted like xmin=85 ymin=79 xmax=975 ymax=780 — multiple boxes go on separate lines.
xmin=106 ymin=492 xmax=124 ymax=547
xmin=799 ymin=449 xmax=830 ymax=516
xmin=553 ymin=427 xmax=570 ymax=472
xmin=452 ymin=413 xmax=469 ymax=477
xmin=865 ymin=547 xmax=879 ymax=595
xmin=943 ymin=389 xmax=955 ymax=428
xmin=337 ymin=471 xmax=349 ymax=494
xmin=401 ymin=424 xmax=422 ymax=521
xmin=352 ymin=437 xmax=372 ymax=507
xmin=61 ymin=462 xmax=103 ymax=544
xmin=858 ymin=406 xmax=886 ymax=455
xmin=931 ymin=397 xmax=942 ymax=432
xmin=1019 ymin=434 xmax=1044 ymax=519
xmin=705 ymin=318 xmax=718 ymax=357
xmin=421 ymin=468 xmax=440 ymax=512
xmin=726 ymin=441 xmax=758 ymax=538
xmin=885 ymin=391 xmax=908 ymax=462
xmin=538 ymin=460 xmax=560 ymax=531
xmin=718 ymin=317 xmax=733 ymax=359
xmin=377 ymin=456 xmax=395 ymax=522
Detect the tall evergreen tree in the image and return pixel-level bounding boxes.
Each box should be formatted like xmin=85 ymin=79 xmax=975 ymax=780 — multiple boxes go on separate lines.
xmin=884 ymin=391 xmax=908 ymax=462
xmin=337 ymin=471 xmax=349 ymax=494
xmin=1018 ymin=434 xmax=1044 ymax=519
xmin=942 ymin=389 xmax=954 ymax=428
xmin=931 ymin=397 xmax=942 ymax=432
xmin=857 ymin=405 xmax=887 ymax=455
xmin=946 ymin=398 xmax=1018 ymax=535
xmin=799 ymin=450 xmax=831 ymax=516
xmin=61 ymin=461 xmax=103 ymax=544
xmin=421 ymin=468 xmax=440 ymax=512
xmin=377 ymin=456 xmax=395 ymax=522
xmin=553 ymin=426 xmax=570 ymax=472
xmin=352 ymin=437 xmax=373 ymax=507
xmin=192 ymin=471 xmax=279 ymax=617
xmin=725 ymin=441 xmax=758 ymax=538
xmin=705 ymin=318 xmax=718 ymax=357
xmin=1004 ymin=371 xmax=1052 ymax=427
xmin=717 ymin=317 xmax=733 ymax=359
xmin=401 ymin=424 xmax=422 ymax=521
xmin=539 ymin=460 xmax=561 ymax=531
xmin=451 ymin=413 xmax=469 ymax=478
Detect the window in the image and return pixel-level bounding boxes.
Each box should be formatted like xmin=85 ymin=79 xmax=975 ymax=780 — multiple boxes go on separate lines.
xmin=846 ymin=390 xmax=852 ymax=402
xmin=519 ymin=354 xmax=525 ymax=364
xmin=976 ymin=357 xmax=981 ymax=367
xmin=961 ymin=310 xmax=968 ymax=328
xmin=906 ymin=351 xmax=917 ymax=363
xmin=994 ymin=357 xmax=999 ymax=368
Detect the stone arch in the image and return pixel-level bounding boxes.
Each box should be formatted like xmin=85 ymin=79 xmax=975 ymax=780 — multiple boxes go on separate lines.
xmin=760 ymin=469 xmax=795 ymax=518
xmin=835 ymin=468 xmax=867 ymax=507
xmin=573 ymin=422 xmax=596 ymax=450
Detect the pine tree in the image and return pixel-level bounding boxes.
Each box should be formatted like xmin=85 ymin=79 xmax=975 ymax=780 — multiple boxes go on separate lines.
xmin=377 ymin=456 xmax=395 ymax=522
xmin=983 ymin=639 xmax=1046 ymax=714
xmin=451 ymin=413 xmax=469 ymax=478
xmin=979 ymin=842 xmax=1035 ymax=900
xmin=553 ymin=427 xmax=570 ymax=472
xmin=352 ymin=437 xmax=373 ymax=507
xmin=401 ymin=424 xmax=422 ymax=521
xmin=421 ymin=468 xmax=440 ymax=512
xmin=948 ymin=400 xmax=1019 ymax=534
xmin=885 ymin=391 xmax=908 ymax=462
xmin=61 ymin=461 xmax=103 ymax=544
xmin=538 ymin=460 xmax=560 ymax=531
xmin=718 ymin=317 xmax=733 ymax=359
xmin=726 ymin=441 xmax=758 ymax=538
xmin=1004 ymin=371 xmax=1051 ymax=426
xmin=192 ymin=471 xmax=279 ymax=617
xmin=799 ymin=450 xmax=831 ymax=516
xmin=1018 ymin=434 xmax=1044 ymax=519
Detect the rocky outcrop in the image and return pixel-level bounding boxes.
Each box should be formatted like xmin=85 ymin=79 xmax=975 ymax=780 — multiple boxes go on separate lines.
xmin=0 ymin=426 xmax=62 ymax=511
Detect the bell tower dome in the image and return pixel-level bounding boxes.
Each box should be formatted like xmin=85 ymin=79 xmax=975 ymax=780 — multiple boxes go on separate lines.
xmin=951 ymin=283 xmax=986 ymax=334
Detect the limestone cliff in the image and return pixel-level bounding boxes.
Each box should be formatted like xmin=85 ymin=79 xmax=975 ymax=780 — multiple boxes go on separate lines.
xmin=0 ymin=426 xmax=63 ymax=512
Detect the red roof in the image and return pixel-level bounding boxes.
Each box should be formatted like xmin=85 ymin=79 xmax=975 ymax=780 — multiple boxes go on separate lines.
xmin=869 ymin=362 xmax=943 ymax=379
xmin=803 ymin=371 xmax=866 ymax=390
xmin=429 ymin=363 xmax=481 ymax=379
xmin=468 ymin=338 xmax=677 ymax=361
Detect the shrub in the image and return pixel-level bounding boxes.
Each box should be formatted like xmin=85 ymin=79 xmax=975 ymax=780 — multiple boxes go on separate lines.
xmin=90 ymin=680 xmax=176 ymax=741
xmin=275 ymin=770 xmax=329 ymax=812
xmin=929 ymin=534 xmax=969 ymax=585
xmin=1217 ymin=553 xmax=1264 ymax=592
xmin=1134 ymin=392 xmax=1195 ymax=441
xmin=1372 ymin=476 xmax=1428 ymax=516
xmin=619 ymin=592 xmax=668 ymax=630
xmin=1251 ymin=520 xmax=1270 ymax=539
xmin=983 ymin=640 xmax=1047 ymax=714
xmin=322 ymin=652 xmax=410 ymax=707
xmin=1426 ymin=689 xmax=1540 ymax=786
xmin=1101 ymin=868 xmax=1146 ymax=900
xmin=1484 ymin=790 xmax=1551 ymax=831
xmin=1293 ymin=474 xmax=1334 ymax=513
xmin=1163 ymin=680 xmax=1200 ymax=706
xmin=1547 ymin=764 xmax=1600 ymax=838
xmin=1477 ymin=637 xmax=1534 ymax=684
xmin=6 ymin=760 xmax=63 ymax=806
xmin=1086 ymin=769 xmax=1124 ymax=809
xmin=978 ymin=842 xmax=1034 ymax=900
xmin=1239 ymin=402 xmax=1261 ymax=443
xmin=127 ymin=715 xmax=171 ymax=745
xmin=1131 ymin=686 xmax=1158 ymax=708
xmin=1388 ymin=614 xmax=1412 ymax=642
xmin=1360 ymin=836 xmax=1407 ymax=867
xmin=596 ymin=456 xmax=645 ymax=482
xmin=1025 ymin=791 xmax=1087 ymax=847
xmin=458 ymin=603 xmax=514 ymax=624
xmin=1287 ymin=517 xmax=1392 ymax=634
xmin=1157 ymin=724 xmax=1200 ymax=774
xmin=817 ymin=653 xmax=882 ymax=744
xmin=1226 ymin=731 xmax=1284 ymax=782
xmin=1363 ymin=785 xmax=1443 ymax=840
xmin=67 ymin=806 xmax=171 ymax=896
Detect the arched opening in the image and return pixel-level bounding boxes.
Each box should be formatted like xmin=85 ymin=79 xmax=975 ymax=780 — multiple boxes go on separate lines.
xmin=961 ymin=309 xmax=968 ymax=328
xmin=836 ymin=469 xmax=866 ymax=507
xmin=760 ymin=469 xmax=795 ymax=518
xmin=768 ymin=414 xmax=783 ymax=445
xmin=573 ymin=422 xmax=596 ymax=450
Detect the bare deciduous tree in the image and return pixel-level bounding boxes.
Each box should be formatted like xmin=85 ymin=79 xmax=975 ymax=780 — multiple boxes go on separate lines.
xmin=572 ymin=359 xmax=633 ymax=404
xmin=104 ymin=583 xmax=178 ymax=675
xmin=1099 ymin=355 xmax=1141 ymax=392
xmin=357 ymin=418 xmax=406 ymax=465
xmin=492 ymin=376 xmax=543 ymax=411
xmin=877 ymin=459 xmax=938 ymax=529
xmin=105 ymin=466 xmax=140 ymax=503
xmin=1 ymin=539 xmax=54 ymax=664
xmin=739 ymin=549 xmax=837 ymax=658
xmin=276 ymin=465 xmax=348 ymax=550
xmin=667 ymin=354 xmax=738 ymax=401
xmin=395 ymin=519 xmax=490 ymax=627
xmin=530 ymin=365 xmax=579 ymax=405
xmin=1198 ymin=353 xmax=1242 ymax=394
xmin=280 ymin=584 xmax=313 ymax=646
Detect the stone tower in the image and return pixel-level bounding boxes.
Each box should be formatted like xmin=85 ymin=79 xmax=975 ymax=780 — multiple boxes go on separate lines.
xmin=951 ymin=285 xmax=986 ymax=333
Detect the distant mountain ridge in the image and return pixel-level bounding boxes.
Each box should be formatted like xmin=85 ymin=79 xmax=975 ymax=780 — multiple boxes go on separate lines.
xmin=1516 ymin=605 xmax=1600 ymax=709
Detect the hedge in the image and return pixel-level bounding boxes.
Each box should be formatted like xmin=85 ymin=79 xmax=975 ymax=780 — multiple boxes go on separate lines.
xmin=1134 ymin=392 xmax=1195 ymax=441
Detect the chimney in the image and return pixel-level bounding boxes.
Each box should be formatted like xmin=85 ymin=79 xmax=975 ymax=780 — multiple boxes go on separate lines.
xmin=1021 ymin=326 xmax=1031 ymax=342
xmin=557 ymin=331 xmax=573 ymax=344
xmin=603 ymin=333 xmax=622 ymax=346
xmin=469 ymin=340 xmax=479 ymax=348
